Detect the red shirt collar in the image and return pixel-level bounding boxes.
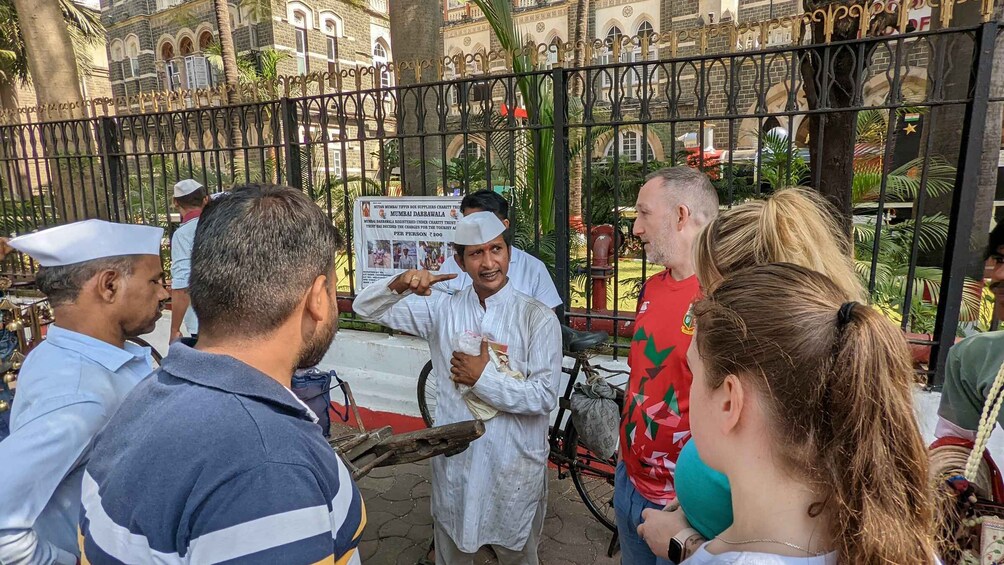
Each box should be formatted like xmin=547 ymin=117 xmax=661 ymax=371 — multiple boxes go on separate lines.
xmin=181 ymin=209 xmax=202 ymax=224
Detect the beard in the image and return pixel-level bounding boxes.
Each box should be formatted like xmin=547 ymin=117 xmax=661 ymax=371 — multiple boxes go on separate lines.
xmin=296 ymin=308 xmax=339 ymax=369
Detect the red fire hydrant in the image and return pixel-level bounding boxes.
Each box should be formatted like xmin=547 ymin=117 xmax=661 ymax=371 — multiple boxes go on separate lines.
xmin=590 ymin=225 xmax=616 ymax=311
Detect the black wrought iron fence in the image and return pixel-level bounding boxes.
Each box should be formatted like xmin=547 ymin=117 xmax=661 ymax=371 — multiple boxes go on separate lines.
xmin=0 ymin=15 xmax=999 ymax=387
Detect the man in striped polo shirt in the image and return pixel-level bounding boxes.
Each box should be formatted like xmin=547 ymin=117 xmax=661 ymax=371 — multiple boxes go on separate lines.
xmin=80 ymin=184 xmax=364 ymax=564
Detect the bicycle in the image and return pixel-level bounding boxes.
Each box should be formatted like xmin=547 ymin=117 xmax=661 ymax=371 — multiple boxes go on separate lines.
xmin=416 ymin=325 xmax=627 ymax=533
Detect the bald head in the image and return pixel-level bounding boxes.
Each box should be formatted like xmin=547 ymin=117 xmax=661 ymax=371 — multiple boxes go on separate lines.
xmin=644 ymin=166 xmax=719 ymax=226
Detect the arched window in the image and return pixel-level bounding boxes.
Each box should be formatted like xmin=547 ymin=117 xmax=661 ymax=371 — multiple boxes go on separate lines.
xmin=123 ymin=35 xmax=140 ymax=80
xmin=637 ymin=21 xmax=656 ymax=60
xmin=603 ymin=132 xmax=655 ymax=162
xmin=606 ymin=25 xmax=623 ymax=45
xmin=109 ymin=39 xmax=124 ymax=62
xmin=322 ymin=14 xmax=342 ymax=75
xmin=293 ymin=10 xmax=309 ymax=74
xmin=623 ymin=20 xmax=657 ymax=96
xmin=198 ymin=31 xmax=213 ymax=51
xmin=601 ymin=26 xmax=624 ymax=87
xmin=160 ymin=41 xmax=181 ymax=90
xmin=545 ymin=34 xmax=561 ymax=68
xmin=457 ymin=141 xmax=484 ymax=161
xmin=179 ymin=36 xmax=194 ymax=56
xmin=373 ymin=40 xmax=391 ymax=88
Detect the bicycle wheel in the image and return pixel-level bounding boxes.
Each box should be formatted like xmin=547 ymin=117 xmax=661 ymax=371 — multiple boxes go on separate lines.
xmin=127 ymin=337 xmax=163 ymax=369
xmin=417 ymin=360 xmax=436 ymax=428
xmin=565 ymin=421 xmax=618 ymax=532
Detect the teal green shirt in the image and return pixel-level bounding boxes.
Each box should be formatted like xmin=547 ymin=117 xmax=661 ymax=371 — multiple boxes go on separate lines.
xmin=939 ymin=331 xmax=1004 ymax=432
xmin=675 ymin=440 xmax=733 ymax=540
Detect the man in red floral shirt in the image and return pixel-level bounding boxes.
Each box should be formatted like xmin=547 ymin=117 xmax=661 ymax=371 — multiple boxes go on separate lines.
xmin=617 ymin=167 xmax=719 ymax=564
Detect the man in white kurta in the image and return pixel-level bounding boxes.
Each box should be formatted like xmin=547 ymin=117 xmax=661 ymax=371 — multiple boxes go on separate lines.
xmin=353 ymin=212 xmax=562 ymax=564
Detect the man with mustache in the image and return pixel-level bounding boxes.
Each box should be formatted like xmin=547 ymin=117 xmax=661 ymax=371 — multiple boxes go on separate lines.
xmin=436 ymin=190 xmax=562 ymax=309
xmin=0 ymin=220 xmax=168 ymax=565
xmin=936 ymin=220 xmax=1004 ymax=442
xmin=79 ymin=185 xmax=364 ymax=564
xmin=353 ymin=211 xmax=562 ymax=564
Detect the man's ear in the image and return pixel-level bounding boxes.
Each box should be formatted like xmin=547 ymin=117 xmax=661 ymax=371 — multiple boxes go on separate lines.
xmin=454 ymin=253 xmax=466 ymax=273
xmin=94 ymin=269 xmax=124 ymax=304
xmin=304 ymin=274 xmax=330 ymax=323
xmin=676 ymin=204 xmax=691 ymax=231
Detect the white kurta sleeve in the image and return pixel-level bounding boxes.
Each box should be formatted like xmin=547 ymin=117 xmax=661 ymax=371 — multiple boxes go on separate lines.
xmin=0 ymin=399 xmax=106 ymax=565
xmin=351 ymin=275 xmax=442 ymax=340
xmin=471 ymin=306 xmax=562 ymax=416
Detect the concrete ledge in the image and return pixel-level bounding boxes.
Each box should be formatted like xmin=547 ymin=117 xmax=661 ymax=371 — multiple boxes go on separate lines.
xmin=314 ymin=329 xmax=431 ymax=418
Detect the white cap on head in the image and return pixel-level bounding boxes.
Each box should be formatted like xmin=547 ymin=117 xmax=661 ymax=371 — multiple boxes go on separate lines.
xmin=8 ymin=220 xmax=164 ymax=267
xmin=173 ymin=179 xmax=203 ymax=198
xmin=453 ymin=211 xmax=506 ymax=246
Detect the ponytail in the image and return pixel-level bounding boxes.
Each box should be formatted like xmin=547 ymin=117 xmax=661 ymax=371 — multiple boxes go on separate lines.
xmin=826 ymin=302 xmax=936 ymax=564
xmin=694 ymin=264 xmax=936 ymax=565
xmin=695 ymin=188 xmax=867 ymax=303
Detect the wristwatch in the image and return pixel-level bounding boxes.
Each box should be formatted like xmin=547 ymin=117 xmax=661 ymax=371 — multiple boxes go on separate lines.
xmin=667 ymin=527 xmax=699 ymax=563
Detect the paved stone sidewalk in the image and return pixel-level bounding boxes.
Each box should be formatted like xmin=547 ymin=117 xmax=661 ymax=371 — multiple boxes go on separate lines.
xmin=356 ymin=461 xmax=620 ymax=565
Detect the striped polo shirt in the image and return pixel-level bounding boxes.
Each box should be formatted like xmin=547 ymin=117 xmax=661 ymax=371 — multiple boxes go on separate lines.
xmin=79 ymin=343 xmax=365 ymax=564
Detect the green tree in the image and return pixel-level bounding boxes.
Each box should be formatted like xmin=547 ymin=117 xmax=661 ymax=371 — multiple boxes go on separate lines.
xmin=8 ymin=0 xmax=107 ymax=220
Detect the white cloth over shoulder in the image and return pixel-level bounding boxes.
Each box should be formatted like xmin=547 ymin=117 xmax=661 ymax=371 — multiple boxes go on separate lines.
xmin=684 ymin=546 xmax=837 ymax=565
xmin=437 ymin=247 xmax=562 ymax=309
xmin=352 ymin=276 xmax=562 ymax=553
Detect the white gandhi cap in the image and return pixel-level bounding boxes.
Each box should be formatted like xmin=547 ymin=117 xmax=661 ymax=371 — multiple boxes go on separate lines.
xmin=8 ymin=220 xmax=164 ymax=267
xmin=173 ymin=179 xmax=203 ymax=198
xmin=453 ymin=211 xmax=506 ymax=245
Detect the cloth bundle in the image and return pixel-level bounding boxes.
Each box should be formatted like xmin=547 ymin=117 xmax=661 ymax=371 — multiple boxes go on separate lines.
xmin=451 ymin=331 xmax=523 ymax=421
xmin=569 ymin=378 xmax=620 ymax=460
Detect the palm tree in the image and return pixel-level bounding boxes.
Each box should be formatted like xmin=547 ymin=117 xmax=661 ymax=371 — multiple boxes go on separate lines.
xmin=759 ymin=110 xmax=985 ymax=333
xmin=568 ymin=0 xmax=589 ymax=223
xmin=8 ymin=0 xmax=107 ymax=220
xmin=469 ymin=0 xmax=559 ymax=233
xmin=390 ymin=0 xmax=443 ymax=195
xmin=212 ymin=0 xmax=239 ymax=102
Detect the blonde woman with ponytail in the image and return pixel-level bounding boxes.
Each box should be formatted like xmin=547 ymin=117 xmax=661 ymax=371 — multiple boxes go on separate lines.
xmin=683 ymin=263 xmax=936 ymax=564
xmin=693 ymin=187 xmax=866 ymax=302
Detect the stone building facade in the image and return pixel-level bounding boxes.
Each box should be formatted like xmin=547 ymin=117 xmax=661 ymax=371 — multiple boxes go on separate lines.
xmin=440 ymin=0 xmax=938 ymax=157
xmin=101 ymin=0 xmax=391 ymax=96
xmin=100 ymin=0 xmax=393 ymax=179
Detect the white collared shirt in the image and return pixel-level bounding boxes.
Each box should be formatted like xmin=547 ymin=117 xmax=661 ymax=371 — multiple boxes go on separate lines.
xmin=0 ymin=326 xmax=154 ymax=564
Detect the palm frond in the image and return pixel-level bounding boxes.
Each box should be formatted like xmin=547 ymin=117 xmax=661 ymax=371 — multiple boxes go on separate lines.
xmin=58 ymin=0 xmax=104 ymax=43
xmin=238 ymin=0 xmax=272 ymax=21
xmin=883 ymin=157 xmax=956 ymax=201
